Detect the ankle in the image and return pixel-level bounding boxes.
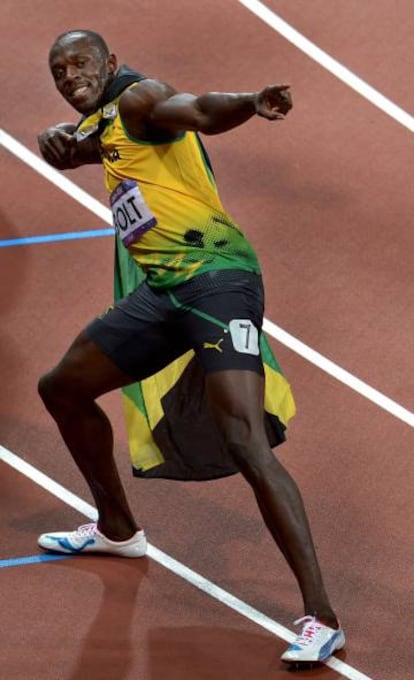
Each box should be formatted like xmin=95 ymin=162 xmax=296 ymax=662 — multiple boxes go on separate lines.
xmin=322 ymin=618 xmax=340 ymax=630
xmin=97 ymin=520 xmax=140 ymax=542
xmin=306 ymin=611 xmax=339 ymax=629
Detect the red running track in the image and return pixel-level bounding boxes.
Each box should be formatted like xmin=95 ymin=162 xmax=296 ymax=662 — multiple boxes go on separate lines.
xmin=1 ymin=2 xmax=413 ymax=679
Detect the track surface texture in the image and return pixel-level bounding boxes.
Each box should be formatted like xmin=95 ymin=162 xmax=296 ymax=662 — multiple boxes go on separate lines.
xmin=1 ymin=2 xmax=413 ymax=679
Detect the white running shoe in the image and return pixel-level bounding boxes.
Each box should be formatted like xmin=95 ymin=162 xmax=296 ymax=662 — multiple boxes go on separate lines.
xmin=281 ymin=615 xmax=345 ymax=664
xmin=38 ymin=522 xmax=147 ymax=558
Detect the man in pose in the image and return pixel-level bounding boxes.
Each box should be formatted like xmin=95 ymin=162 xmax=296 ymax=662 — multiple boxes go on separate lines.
xmin=37 ymin=29 xmax=345 ymax=664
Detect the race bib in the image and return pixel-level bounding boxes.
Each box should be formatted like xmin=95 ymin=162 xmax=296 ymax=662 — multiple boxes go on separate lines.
xmin=229 ymin=319 xmax=260 ymax=355
xmin=110 ymin=179 xmax=157 ymax=247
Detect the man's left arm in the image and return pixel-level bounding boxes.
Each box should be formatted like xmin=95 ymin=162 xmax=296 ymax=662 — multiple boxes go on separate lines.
xmin=150 ymin=84 xmax=293 ymax=135
xmin=119 ymin=80 xmax=292 ymax=139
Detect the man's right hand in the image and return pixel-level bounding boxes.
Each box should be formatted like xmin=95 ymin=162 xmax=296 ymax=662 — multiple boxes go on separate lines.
xmin=37 ymin=124 xmax=77 ymax=169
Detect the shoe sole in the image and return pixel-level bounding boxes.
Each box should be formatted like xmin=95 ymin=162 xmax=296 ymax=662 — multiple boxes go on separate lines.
xmin=38 ymin=534 xmax=147 ymax=558
xmin=281 ymin=632 xmax=345 ymax=665
xmin=38 ymin=544 xmax=147 ymax=557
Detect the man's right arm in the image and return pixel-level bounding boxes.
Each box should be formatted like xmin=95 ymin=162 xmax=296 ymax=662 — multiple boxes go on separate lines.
xmin=38 ymin=123 xmax=102 ymax=169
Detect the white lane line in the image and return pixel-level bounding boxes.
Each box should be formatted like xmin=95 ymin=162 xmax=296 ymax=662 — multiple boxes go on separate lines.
xmin=1 ymin=127 xmax=412 ymax=428
xmin=0 ymin=444 xmax=374 ymax=680
xmin=0 ymin=129 xmax=111 ymax=223
xmin=263 ymin=319 xmax=414 ymax=428
xmin=238 ymin=0 xmax=414 ymax=133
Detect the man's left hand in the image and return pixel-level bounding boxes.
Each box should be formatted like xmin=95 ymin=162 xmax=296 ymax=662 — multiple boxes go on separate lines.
xmin=255 ymin=85 xmax=292 ymax=120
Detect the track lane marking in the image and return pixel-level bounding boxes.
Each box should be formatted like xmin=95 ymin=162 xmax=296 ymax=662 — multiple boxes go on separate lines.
xmin=0 ymin=229 xmax=114 ymax=247
xmin=1 ymin=128 xmax=412 ymax=427
xmin=237 ymin=0 xmax=414 ymax=133
xmin=0 ymin=554 xmax=72 ymax=568
xmin=0 ymin=444 xmax=374 ymax=680
xmin=263 ymin=319 xmax=413 ymax=426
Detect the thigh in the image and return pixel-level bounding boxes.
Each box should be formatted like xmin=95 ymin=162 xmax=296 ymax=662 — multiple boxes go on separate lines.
xmin=85 ymin=280 xmax=189 ymax=382
xmin=50 ymin=330 xmax=137 ymax=398
xmin=206 ymin=369 xmax=266 ymax=424
xmin=170 ymin=270 xmax=265 ymax=375
xmin=205 ymin=369 xmax=271 ymax=462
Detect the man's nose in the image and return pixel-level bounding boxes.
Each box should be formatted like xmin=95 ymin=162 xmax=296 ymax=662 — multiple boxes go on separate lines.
xmin=65 ymin=64 xmax=80 ymax=80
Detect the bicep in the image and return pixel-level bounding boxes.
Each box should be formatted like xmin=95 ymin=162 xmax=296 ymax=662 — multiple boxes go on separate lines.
xmin=119 ymin=81 xmax=206 ymax=137
xmin=150 ymin=93 xmax=206 ymax=132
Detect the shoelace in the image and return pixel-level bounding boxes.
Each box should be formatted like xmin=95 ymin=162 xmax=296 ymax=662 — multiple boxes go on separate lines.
xmin=292 ymin=616 xmax=323 ymax=647
xmin=74 ymin=523 xmax=99 ymax=537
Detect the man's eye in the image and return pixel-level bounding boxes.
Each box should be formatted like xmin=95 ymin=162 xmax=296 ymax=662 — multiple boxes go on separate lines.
xmin=76 ymin=60 xmax=86 ymax=67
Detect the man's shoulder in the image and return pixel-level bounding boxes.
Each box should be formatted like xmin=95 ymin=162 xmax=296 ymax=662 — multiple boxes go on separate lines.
xmin=119 ymin=78 xmax=176 ymax=106
xmin=118 ymin=79 xmax=177 ymax=140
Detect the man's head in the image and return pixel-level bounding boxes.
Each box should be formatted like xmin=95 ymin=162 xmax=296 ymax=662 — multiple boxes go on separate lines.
xmin=49 ymin=30 xmax=117 ymax=114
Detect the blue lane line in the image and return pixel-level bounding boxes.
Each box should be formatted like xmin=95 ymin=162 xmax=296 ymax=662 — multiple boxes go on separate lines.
xmin=0 ymin=554 xmax=73 ymax=568
xmin=0 ymin=228 xmax=115 ymax=248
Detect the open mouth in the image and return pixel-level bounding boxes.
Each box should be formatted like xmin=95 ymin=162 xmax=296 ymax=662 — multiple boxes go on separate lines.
xmin=68 ymin=84 xmax=90 ymax=101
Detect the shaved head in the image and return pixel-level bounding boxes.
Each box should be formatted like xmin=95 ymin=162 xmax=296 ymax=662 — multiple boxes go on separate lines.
xmin=49 ymin=30 xmax=110 ymax=63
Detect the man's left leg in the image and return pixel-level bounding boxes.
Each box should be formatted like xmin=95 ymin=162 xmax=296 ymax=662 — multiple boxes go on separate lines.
xmin=205 ymin=369 xmax=345 ymax=662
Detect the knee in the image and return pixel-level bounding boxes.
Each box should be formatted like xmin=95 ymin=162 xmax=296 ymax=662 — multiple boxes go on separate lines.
xmin=222 ymin=417 xmax=272 ymax=482
xmin=38 ymin=364 xmax=80 ymax=412
xmin=38 ymin=368 xmax=63 ymax=409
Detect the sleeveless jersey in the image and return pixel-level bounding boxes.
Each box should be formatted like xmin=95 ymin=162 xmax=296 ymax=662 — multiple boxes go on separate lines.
xmin=77 ymin=81 xmax=261 ymax=289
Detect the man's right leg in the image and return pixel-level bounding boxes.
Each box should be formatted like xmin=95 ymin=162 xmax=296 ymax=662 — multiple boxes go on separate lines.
xmin=38 ymin=281 xmax=186 ymax=547
xmin=38 ymin=330 xmax=139 ymax=541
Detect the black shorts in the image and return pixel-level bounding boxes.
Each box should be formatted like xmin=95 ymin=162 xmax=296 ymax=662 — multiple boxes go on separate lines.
xmin=85 ymin=269 xmax=265 ymax=381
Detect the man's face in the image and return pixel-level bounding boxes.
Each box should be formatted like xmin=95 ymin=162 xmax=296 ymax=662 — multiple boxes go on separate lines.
xmin=49 ymin=36 xmax=117 ymax=114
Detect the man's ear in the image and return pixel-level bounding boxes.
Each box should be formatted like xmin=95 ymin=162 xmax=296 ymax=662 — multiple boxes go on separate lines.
xmin=108 ymin=53 xmax=118 ymax=75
